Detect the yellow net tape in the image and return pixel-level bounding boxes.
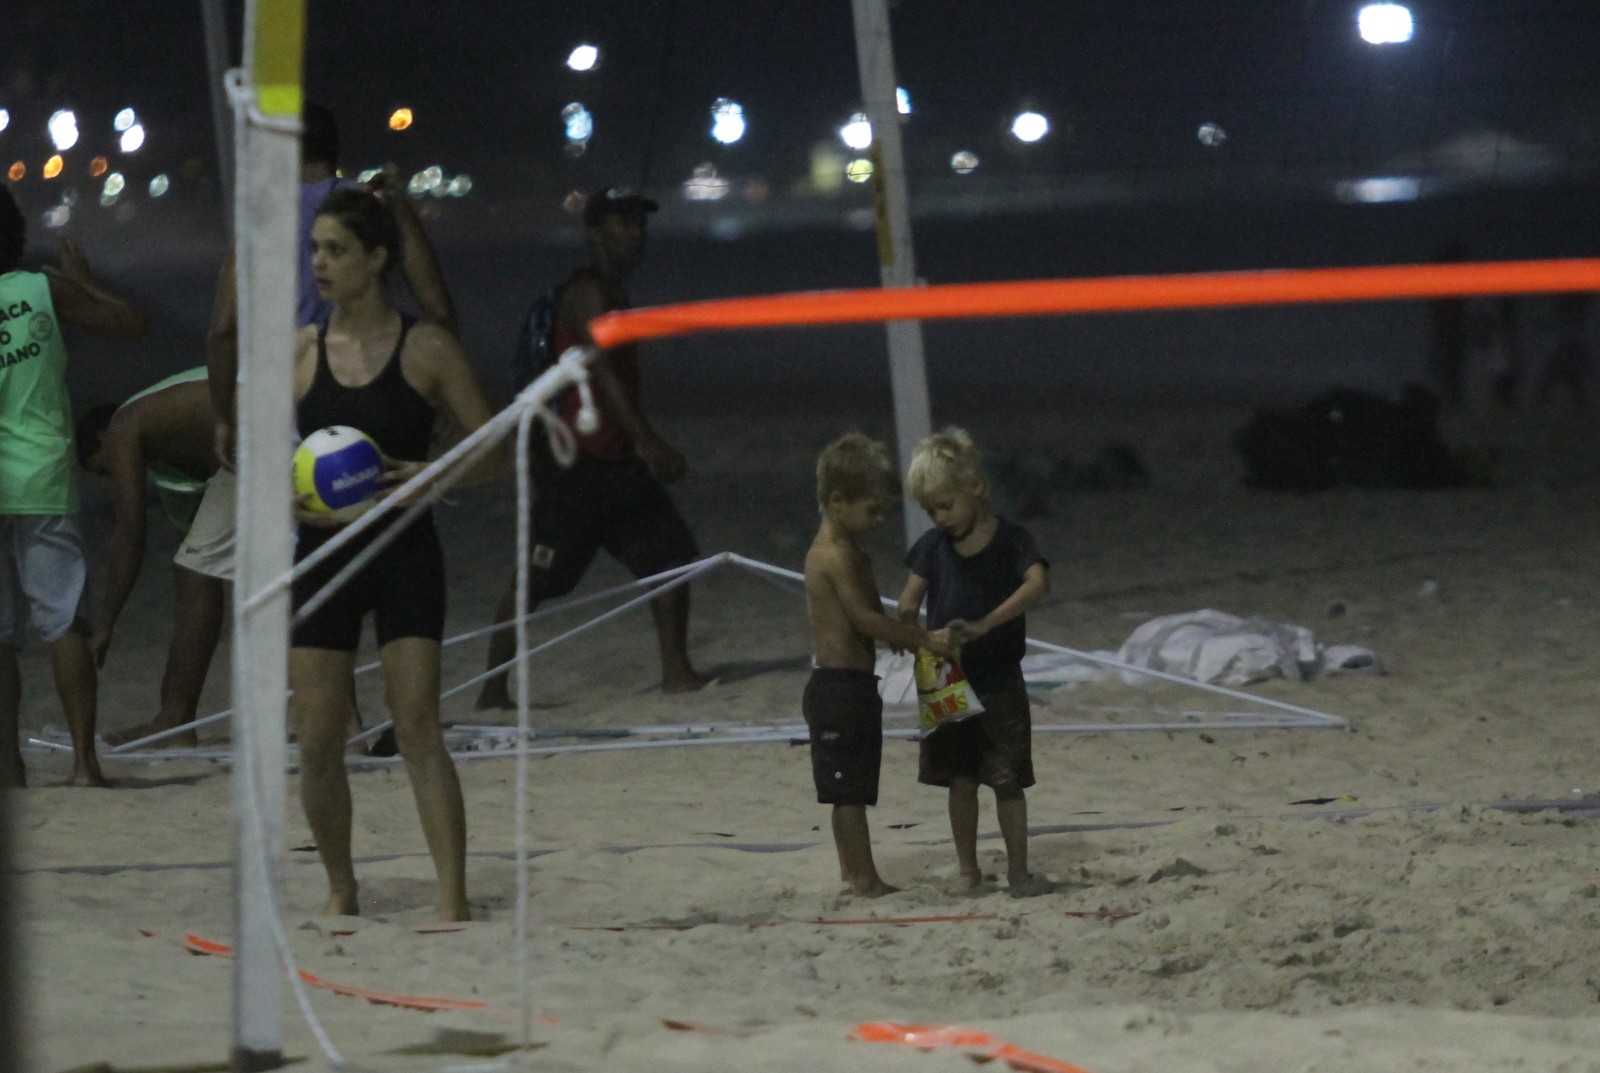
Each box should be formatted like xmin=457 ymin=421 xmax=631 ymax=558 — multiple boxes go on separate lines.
xmin=252 ymin=0 xmax=306 ymax=118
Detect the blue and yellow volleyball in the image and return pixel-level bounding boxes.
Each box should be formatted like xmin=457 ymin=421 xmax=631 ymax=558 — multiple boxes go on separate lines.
xmin=293 ymin=425 xmax=383 ymax=521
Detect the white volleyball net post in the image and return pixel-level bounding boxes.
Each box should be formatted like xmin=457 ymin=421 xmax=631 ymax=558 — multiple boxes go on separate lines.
xmin=227 ymin=0 xmax=303 ymax=1068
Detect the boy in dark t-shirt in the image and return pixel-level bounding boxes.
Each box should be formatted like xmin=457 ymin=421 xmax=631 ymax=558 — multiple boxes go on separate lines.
xmin=898 ymin=428 xmax=1055 ymax=898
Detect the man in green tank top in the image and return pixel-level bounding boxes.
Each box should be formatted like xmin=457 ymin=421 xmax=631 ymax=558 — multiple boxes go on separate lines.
xmin=75 ymin=368 xmax=223 ymax=750
xmin=0 ymin=187 xmax=146 ymax=787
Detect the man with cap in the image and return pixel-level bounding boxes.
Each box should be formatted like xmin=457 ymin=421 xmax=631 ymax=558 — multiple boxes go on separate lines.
xmin=476 ymin=188 xmax=707 ymax=705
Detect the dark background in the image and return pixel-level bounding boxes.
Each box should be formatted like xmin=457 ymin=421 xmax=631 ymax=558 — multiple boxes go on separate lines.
xmin=4 ymin=0 xmax=1599 ymax=416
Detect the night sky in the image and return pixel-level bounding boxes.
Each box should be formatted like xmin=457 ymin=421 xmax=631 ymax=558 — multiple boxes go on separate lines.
xmin=5 ymin=1 xmax=1600 ymax=402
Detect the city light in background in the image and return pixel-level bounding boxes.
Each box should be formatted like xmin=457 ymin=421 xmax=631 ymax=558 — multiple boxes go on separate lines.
xmin=148 ymin=174 xmax=169 ymax=197
xmin=47 ymin=109 xmax=78 ymax=151
xmin=1010 ymin=110 xmax=1048 ymax=143
xmin=0 ymin=109 xmax=10 ymax=134
xmin=896 ymin=87 xmax=912 ymax=115
xmin=710 ymin=99 xmax=746 ymax=145
xmin=839 ymin=112 xmax=872 ymax=150
xmin=1359 ymin=3 xmax=1414 ymax=45
xmin=566 ymin=44 xmax=600 ymax=71
xmin=951 ymin=150 xmax=979 ymax=175
xmin=119 ymin=123 xmax=145 ymax=153
xmin=562 ymin=102 xmax=593 ymax=150
xmin=42 ymin=154 xmax=63 ymax=179
xmin=112 ymin=107 xmax=137 ymax=132
xmin=388 ymin=108 xmax=414 ymax=131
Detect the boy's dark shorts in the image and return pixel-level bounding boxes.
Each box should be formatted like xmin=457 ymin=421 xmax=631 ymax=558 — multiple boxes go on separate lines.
xmin=802 ymin=668 xmax=883 ymax=807
xmin=526 ymin=455 xmax=699 ymax=597
xmin=918 ymin=679 xmax=1035 ymax=792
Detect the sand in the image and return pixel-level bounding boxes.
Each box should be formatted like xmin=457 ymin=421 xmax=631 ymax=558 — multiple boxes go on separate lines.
xmin=9 ymin=397 xmax=1600 ymax=1072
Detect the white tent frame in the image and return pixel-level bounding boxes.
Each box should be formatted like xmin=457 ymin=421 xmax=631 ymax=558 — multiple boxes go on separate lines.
xmin=27 ymin=550 xmax=1345 ymax=771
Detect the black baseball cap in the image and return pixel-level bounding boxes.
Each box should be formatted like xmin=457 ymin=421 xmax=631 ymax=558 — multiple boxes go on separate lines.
xmin=584 ymin=187 xmax=659 ymax=227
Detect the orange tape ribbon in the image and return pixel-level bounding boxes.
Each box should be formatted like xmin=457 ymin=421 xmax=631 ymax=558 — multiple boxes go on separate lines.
xmin=179 ymin=932 xmax=551 ymax=1019
xmin=854 ymin=1021 xmax=1097 ymax=1073
xmin=591 ymin=258 xmax=1600 ymax=350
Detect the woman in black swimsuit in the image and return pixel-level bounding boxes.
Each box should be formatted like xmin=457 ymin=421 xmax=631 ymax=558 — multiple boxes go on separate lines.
xmin=291 ymin=188 xmax=499 ymax=921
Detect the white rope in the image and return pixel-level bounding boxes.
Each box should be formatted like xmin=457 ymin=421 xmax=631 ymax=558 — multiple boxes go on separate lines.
xmin=243 ymin=347 xmax=595 ymax=619
xmin=111 ymin=556 xmax=721 ymax=755
xmin=725 ymin=554 xmax=1345 ymax=728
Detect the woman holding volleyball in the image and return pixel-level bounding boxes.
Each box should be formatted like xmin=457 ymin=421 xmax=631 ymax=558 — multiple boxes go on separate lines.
xmin=291 ymin=186 xmax=499 ymax=921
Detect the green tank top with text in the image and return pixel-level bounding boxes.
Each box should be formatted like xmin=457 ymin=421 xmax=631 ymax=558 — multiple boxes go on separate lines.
xmin=0 ymin=270 xmax=76 ymax=514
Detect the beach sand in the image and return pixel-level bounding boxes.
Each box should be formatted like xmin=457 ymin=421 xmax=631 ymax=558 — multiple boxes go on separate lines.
xmin=9 ymin=395 xmax=1600 ymax=1072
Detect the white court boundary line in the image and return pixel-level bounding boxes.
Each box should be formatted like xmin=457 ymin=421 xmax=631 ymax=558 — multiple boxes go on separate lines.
xmin=86 ymin=550 xmax=1345 ymax=765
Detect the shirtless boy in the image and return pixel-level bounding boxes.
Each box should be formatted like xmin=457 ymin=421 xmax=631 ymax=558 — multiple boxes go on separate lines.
xmin=802 ymin=433 xmax=950 ymax=897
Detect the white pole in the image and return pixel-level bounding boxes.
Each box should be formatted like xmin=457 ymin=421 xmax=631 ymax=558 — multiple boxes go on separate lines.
xmin=230 ymin=2 xmax=303 ymax=1068
xmin=850 ymin=0 xmax=933 ymax=548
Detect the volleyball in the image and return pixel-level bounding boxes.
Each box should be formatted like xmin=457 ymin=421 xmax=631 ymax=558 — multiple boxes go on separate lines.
xmin=293 ymin=425 xmax=384 ymax=522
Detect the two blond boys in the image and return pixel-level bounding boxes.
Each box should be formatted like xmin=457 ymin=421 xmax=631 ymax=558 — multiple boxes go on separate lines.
xmin=803 ymin=429 xmax=1053 ymax=898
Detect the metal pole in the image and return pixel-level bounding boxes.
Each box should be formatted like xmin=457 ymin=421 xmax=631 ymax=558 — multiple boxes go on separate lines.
xmin=201 ymin=0 xmax=237 ymax=225
xmin=850 ymin=0 xmax=933 ymax=547
xmin=231 ymin=1 xmax=303 ymax=1068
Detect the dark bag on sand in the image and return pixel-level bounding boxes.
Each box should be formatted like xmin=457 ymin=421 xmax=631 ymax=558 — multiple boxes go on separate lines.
xmin=1233 ymin=385 xmax=1474 ymax=492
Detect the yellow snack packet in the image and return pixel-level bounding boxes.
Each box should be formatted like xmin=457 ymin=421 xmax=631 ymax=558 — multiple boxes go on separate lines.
xmin=914 ymin=647 xmax=985 ymax=735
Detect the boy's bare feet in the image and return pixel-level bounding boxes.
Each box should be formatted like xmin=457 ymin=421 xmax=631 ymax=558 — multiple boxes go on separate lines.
xmin=662 ymin=669 xmax=712 ymax=694
xmin=104 ymin=719 xmax=198 ymax=749
xmin=1006 ymin=873 xmax=1056 ymax=898
xmin=473 ymin=683 xmax=512 ymax=712
xmin=852 ymin=879 xmax=902 ymax=898
xmin=323 ymin=888 xmax=359 ymax=916
xmin=438 ymin=897 xmax=471 ymax=923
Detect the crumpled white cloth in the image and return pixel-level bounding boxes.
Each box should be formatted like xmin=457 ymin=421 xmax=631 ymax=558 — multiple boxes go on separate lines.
xmin=1020 ymin=609 xmax=1382 ymax=689
xmin=876 ymin=609 xmax=1380 ymax=699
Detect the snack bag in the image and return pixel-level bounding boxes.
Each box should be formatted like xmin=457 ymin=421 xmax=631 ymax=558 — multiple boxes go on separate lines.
xmin=914 ymin=647 xmax=984 ymax=735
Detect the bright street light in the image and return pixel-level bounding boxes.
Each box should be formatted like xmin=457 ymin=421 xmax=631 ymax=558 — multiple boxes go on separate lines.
xmin=1359 ymin=3 xmax=1414 ymax=45
xmin=1010 ymin=111 xmax=1049 ymax=143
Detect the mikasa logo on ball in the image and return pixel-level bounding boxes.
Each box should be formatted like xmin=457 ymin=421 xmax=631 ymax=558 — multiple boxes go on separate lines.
xmin=331 ymin=465 xmax=380 ymax=492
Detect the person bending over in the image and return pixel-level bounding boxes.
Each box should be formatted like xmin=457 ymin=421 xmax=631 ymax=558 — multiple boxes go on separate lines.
xmin=76 ymin=369 xmax=223 ymax=748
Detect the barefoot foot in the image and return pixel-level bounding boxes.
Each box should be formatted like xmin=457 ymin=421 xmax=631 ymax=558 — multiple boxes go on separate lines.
xmin=473 ymin=684 xmax=513 ymax=712
xmin=322 ymin=889 xmax=359 ymax=916
xmin=851 ymin=879 xmax=902 ymax=898
xmin=662 ymin=670 xmax=712 ymax=694
xmin=1006 ymin=873 xmax=1056 ymax=899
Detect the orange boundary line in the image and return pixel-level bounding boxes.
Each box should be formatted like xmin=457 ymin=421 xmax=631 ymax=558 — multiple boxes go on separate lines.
xmin=590 ymin=258 xmax=1600 ymax=349
xmin=177 ymin=932 xmax=551 ymax=1019
xmin=854 ymin=1021 xmax=1098 ymax=1073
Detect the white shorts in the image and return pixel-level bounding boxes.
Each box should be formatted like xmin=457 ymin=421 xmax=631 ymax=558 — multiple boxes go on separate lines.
xmin=174 ymin=469 xmax=235 ymax=581
xmin=0 ymin=514 xmax=90 ymax=647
